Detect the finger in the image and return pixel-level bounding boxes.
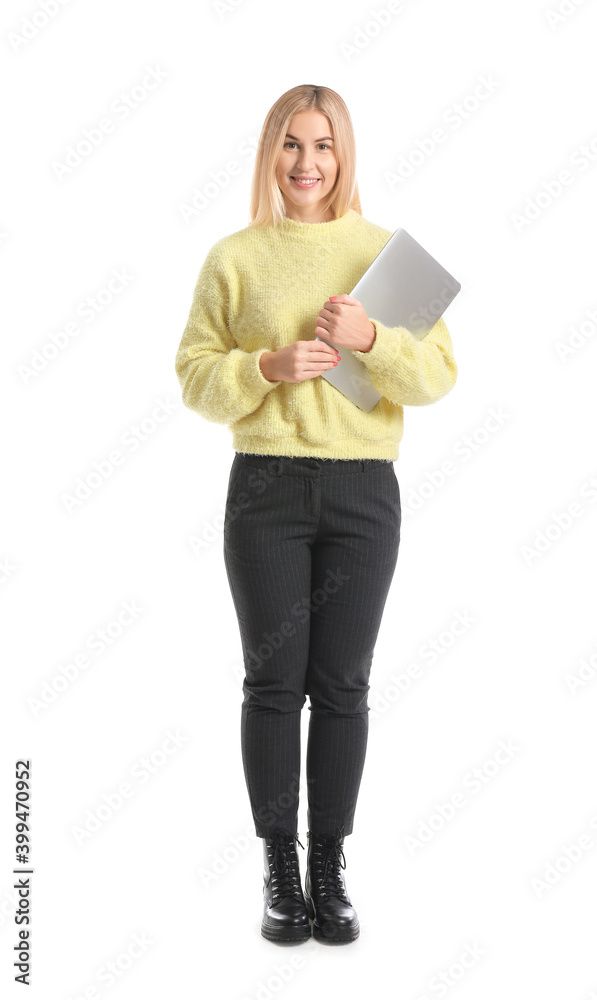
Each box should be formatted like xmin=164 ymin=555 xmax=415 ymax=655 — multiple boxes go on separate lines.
xmin=311 ymin=347 xmax=339 ymax=358
xmin=302 ymin=362 xmax=338 ymax=374
xmin=310 ymin=342 xmax=340 ymax=357
xmin=314 ymin=329 xmax=336 ymax=346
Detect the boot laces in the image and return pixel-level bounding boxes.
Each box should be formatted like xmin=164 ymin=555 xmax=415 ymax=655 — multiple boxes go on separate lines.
xmin=310 ymin=825 xmax=349 ymax=902
xmin=267 ymin=831 xmax=305 ymax=904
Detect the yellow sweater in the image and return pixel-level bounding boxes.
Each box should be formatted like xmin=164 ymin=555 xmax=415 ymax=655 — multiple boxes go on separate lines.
xmin=174 ymin=208 xmax=458 ymax=461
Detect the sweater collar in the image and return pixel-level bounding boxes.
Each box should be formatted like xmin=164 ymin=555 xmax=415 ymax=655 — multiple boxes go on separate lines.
xmin=276 ymin=208 xmax=360 ymax=235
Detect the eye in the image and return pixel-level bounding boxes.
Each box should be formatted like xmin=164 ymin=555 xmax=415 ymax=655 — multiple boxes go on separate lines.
xmin=284 ymin=142 xmax=331 ymax=151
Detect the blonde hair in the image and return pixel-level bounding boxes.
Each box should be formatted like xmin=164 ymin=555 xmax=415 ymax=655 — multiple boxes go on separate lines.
xmin=248 ymin=84 xmax=362 ymax=229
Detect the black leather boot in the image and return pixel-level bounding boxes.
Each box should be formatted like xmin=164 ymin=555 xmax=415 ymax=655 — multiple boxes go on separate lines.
xmin=261 ymin=829 xmax=311 ymax=943
xmin=303 ymin=826 xmax=360 ymax=943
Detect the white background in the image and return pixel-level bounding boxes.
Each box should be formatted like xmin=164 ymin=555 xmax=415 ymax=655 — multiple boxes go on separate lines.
xmin=2 ymin=0 xmax=597 ymax=996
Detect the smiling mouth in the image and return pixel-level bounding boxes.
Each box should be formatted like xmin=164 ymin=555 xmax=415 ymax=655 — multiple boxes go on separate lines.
xmin=291 ymin=177 xmax=321 ymax=186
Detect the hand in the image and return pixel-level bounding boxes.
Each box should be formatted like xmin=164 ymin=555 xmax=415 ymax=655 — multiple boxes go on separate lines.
xmin=260 ymin=340 xmax=340 ymax=384
xmin=314 ymin=294 xmax=376 ymax=352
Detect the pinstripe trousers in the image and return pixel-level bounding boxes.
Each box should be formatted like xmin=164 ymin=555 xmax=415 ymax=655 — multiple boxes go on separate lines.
xmin=223 ymin=452 xmax=401 ymax=839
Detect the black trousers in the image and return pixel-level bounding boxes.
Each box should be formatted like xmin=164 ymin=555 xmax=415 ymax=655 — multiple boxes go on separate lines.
xmin=223 ymin=452 xmax=401 ymax=839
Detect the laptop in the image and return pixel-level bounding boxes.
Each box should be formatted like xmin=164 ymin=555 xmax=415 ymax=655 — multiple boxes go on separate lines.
xmin=315 ymin=228 xmax=461 ymax=412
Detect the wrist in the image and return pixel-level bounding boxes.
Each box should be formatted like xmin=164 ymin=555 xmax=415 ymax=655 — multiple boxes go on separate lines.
xmin=259 ymin=351 xmax=274 ymax=382
xmin=362 ymin=322 xmax=376 ymax=353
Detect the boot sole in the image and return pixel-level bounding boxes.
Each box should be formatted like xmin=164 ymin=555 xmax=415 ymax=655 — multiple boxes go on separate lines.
xmin=261 ymin=922 xmax=312 ymax=943
xmin=304 ymin=896 xmax=360 ymax=943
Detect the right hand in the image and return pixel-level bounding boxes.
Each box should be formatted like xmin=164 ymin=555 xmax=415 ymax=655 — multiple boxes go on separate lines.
xmin=260 ymin=340 xmax=340 ymax=384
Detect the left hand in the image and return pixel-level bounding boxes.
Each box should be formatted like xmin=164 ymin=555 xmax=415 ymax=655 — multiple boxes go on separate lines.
xmin=314 ymin=294 xmax=376 ymax=353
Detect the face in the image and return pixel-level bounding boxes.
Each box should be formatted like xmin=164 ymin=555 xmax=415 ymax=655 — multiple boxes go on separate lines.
xmin=275 ymin=109 xmax=339 ymax=222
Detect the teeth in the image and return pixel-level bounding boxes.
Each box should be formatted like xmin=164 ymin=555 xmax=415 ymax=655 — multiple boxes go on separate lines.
xmin=293 ymin=178 xmax=318 ymax=185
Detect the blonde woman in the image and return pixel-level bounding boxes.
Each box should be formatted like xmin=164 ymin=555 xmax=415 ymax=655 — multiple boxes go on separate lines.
xmin=175 ymin=84 xmax=458 ymax=945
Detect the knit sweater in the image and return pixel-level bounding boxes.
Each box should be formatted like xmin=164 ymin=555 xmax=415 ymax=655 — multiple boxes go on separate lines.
xmin=174 ymin=208 xmax=458 ymax=460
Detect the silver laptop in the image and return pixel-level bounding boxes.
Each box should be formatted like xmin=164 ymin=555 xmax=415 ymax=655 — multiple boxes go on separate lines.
xmin=315 ymin=228 xmax=461 ymax=412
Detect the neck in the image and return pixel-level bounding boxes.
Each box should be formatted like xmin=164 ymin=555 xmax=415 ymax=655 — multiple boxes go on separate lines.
xmin=282 ymin=202 xmax=335 ymax=224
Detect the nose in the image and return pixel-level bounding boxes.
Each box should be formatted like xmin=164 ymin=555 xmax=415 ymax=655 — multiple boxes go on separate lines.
xmin=294 ymin=152 xmax=316 ymax=171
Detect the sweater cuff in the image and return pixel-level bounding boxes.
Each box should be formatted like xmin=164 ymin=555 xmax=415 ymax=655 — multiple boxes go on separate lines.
xmin=351 ymin=320 xmax=402 ymax=369
xmin=237 ymin=348 xmax=282 ymax=400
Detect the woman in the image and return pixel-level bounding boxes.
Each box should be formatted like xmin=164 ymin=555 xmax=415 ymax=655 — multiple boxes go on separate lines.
xmin=174 ymin=84 xmax=458 ymax=945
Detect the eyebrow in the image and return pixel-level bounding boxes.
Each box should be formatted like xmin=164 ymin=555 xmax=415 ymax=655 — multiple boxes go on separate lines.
xmin=285 ymin=133 xmax=334 ymax=142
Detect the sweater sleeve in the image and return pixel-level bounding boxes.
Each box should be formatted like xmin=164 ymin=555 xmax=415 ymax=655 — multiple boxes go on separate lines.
xmin=351 ymin=314 xmax=458 ymax=407
xmin=175 ymin=244 xmax=282 ymax=424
